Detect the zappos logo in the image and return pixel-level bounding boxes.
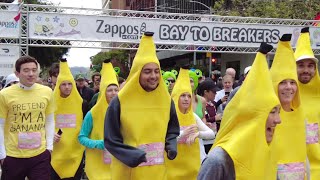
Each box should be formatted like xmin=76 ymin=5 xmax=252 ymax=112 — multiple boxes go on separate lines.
xmin=0 ymin=21 xmax=18 ymax=29
xmin=96 ymin=20 xmax=146 ymax=40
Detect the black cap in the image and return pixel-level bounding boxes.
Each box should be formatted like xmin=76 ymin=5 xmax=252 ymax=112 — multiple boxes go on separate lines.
xmin=104 ymin=58 xmax=111 ymax=63
xmin=258 ymin=42 xmax=273 ymax=54
xmin=144 ymin=32 xmax=154 ymax=36
xmin=181 ymin=64 xmax=190 ymax=69
xmin=198 ymin=80 xmax=219 ymax=96
xmin=60 ymin=58 xmax=67 ymax=62
xmin=280 ymin=34 xmax=292 ymax=41
xmin=301 ymin=27 xmax=309 ymax=33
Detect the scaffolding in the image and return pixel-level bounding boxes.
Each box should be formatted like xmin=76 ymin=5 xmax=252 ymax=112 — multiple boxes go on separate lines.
xmin=1 ymin=2 xmax=320 ymax=57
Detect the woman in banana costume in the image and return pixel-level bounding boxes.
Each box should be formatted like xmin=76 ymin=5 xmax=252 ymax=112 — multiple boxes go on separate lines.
xmin=78 ymin=59 xmax=119 ymax=180
xmin=270 ymin=34 xmax=309 ymax=180
xmin=198 ymin=43 xmax=281 ymax=180
xmin=166 ymin=66 xmax=215 ymax=180
xmin=294 ymin=27 xmax=320 ymax=180
xmin=51 ymin=59 xmax=85 ymax=179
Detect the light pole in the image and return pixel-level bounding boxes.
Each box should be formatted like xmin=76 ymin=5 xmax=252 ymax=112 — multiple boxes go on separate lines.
xmin=188 ymin=0 xmax=212 ymax=14
xmin=187 ymin=0 xmax=213 ymax=66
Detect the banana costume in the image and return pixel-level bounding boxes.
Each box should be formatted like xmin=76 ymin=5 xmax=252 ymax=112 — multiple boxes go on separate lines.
xmin=51 ymin=59 xmax=85 ymax=178
xmin=166 ymin=67 xmax=200 ymax=180
xmin=212 ymin=43 xmax=280 ymax=180
xmin=270 ymin=34 xmax=307 ymax=179
xmin=104 ymin=32 xmax=180 ymax=180
xmin=294 ymin=27 xmax=320 ymax=180
xmin=82 ymin=60 xmax=119 ymax=180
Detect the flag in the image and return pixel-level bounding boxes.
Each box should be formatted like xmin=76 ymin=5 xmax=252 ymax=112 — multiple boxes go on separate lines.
xmin=313 ymin=12 xmax=320 ymax=27
xmin=13 ymin=0 xmax=23 ymax=22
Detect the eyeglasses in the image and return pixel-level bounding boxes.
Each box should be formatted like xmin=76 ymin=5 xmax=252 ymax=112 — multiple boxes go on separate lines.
xmin=167 ymin=79 xmax=175 ymax=83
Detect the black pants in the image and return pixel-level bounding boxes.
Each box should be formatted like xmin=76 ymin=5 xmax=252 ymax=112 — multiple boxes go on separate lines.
xmin=204 ymin=144 xmax=213 ymax=154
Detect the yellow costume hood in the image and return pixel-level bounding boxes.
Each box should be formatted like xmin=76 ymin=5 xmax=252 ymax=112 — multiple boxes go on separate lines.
xmin=113 ymin=32 xmax=172 ymax=180
xmin=270 ymin=34 xmax=300 ymax=109
xmin=270 ymin=34 xmax=307 ymax=179
xmin=213 ymin=43 xmax=280 ymax=180
xmin=86 ymin=60 xmax=118 ymax=180
xmin=92 ymin=60 xmax=119 ymax=111
xmin=171 ymin=67 xmax=192 ymax=110
xmin=295 ymin=28 xmax=318 ymax=63
xmin=294 ymin=27 xmax=320 ymax=95
xmin=51 ymin=59 xmax=85 ymax=178
xmin=118 ymin=31 xmax=169 ymax=99
xmin=294 ymin=27 xmax=320 ymax=180
xmin=167 ymin=67 xmax=200 ymax=180
xmin=53 ymin=59 xmax=81 ymax=99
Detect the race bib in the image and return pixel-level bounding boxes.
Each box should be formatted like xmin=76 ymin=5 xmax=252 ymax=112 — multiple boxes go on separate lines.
xmin=103 ymin=149 xmax=112 ymax=164
xmin=56 ymin=114 xmax=76 ymax=128
xmin=277 ymin=162 xmax=305 ymax=180
xmin=18 ymin=132 xmax=41 ymax=149
xmin=138 ymin=142 xmax=164 ymax=166
xmin=306 ymin=123 xmax=319 ymax=144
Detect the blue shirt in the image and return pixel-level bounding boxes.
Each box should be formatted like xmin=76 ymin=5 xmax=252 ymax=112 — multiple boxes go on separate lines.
xmin=78 ymin=111 xmax=105 ymax=150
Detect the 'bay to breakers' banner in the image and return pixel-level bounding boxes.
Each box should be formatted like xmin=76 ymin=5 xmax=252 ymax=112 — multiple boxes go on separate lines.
xmin=28 ymin=12 xmax=320 ymax=49
xmin=0 ymin=45 xmax=19 ymax=76
xmin=0 ymin=11 xmax=20 ymax=38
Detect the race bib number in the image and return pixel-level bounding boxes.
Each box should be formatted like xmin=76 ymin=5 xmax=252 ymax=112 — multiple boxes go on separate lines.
xmin=138 ymin=142 xmax=164 ymax=166
xmin=306 ymin=123 xmax=319 ymax=144
xmin=103 ymin=149 xmax=112 ymax=164
xmin=56 ymin=114 xmax=76 ymax=128
xmin=18 ymin=132 xmax=41 ymax=149
xmin=277 ymin=162 xmax=305 ymax=180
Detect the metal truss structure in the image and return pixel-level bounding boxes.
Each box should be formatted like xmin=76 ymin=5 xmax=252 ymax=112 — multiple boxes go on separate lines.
xmin=1 ymin=2 xmax=320 ymax=56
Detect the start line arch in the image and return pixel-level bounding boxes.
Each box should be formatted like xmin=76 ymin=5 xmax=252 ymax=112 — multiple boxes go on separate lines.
xmin=1 ymin=2 xmax=320 ymax=75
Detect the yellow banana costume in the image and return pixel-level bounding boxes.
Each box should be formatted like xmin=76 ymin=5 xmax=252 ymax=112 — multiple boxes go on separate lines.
xmin=212 ymin=43 xmax=280 ymax=180
xmin=270 ymin=34 xmax=307 ymax=179
xmin=294 ymin=27 xmax=320 ymax=180
xmin=104 ymin=32 xmax=179 ymax=180
xmin=166 ymin=67 xmax=200 ymax=180
xmin=51 ymin=60 xmax=85 ymax=178
xmin=85 ymin=60 xmax=119 ymax=180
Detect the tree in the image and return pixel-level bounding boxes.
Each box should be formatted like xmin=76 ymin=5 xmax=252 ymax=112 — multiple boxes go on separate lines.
xmin=213 ymin=0 xmax=320 ymax=19
xmin=24 ymin=0 xmax=69 ymax=68
xmin=90 ymin=50 xmax=130 ymax=78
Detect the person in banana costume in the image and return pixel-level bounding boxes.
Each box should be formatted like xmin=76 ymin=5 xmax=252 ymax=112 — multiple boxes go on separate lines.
xmin=294 ymin=27 xmax=320 ymax=180
xmin=166 ymin=66 xmax=214 ymax=180
xmin=198 ymin=43 xmax=281 ymax=180
xmin=270 ymin=34 xmax=309 ymax=180
xmin=78 ymin=59 xmax=119 ymax=180
xmin=104 ymin=32 xmax=180 ymax=180
xmin=51 ymin=59 xmax=85 ymax=180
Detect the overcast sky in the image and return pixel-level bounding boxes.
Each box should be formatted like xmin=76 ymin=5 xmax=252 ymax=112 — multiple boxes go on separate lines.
xmin=43 ymin=0 xmax=103 ymax=67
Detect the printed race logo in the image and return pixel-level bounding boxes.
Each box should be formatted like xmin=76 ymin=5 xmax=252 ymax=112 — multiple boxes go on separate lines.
xmin=96 ymin=20 xmax=146 ymax=40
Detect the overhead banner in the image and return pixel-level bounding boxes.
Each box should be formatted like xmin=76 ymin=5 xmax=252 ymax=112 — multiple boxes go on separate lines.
xmin=0 ymin=45 xmax=19 ymax=76
xmin=0 ymin=11 xmax=20 ymax=38
xmin=28 ymin=12 xmax=320 ymax=49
